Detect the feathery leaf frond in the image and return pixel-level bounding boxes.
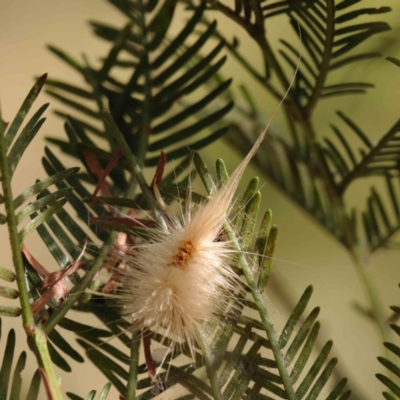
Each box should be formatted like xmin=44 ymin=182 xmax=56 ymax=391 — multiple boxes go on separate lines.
xmin=201 ymin=0 xmax=390 ymax=117
xmin=46 ymin=0 xmax=232 ymax=169
xmin=319 ymin=112 xmax=400 ymax=192
xmin=277 ymin=0 xmax=389 ymax=114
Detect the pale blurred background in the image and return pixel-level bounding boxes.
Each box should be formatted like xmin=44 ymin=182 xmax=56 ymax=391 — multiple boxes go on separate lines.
xmin=0 ymin=0 xmax=400 ymax=398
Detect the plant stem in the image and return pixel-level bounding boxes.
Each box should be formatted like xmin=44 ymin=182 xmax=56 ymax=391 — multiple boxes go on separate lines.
xmin=101 ymin=111 xmax=168 ymax=232
xmin=126 ymin=331 xmax=141 ymax=400
xmin=0 ymin=130 xmax=33 ymax=333
xmin=137 ymin=0 xmax=151 ymax=164
xmin=0 ymin=121 xmax=63 ymax=400
xmin=352 ymin=254 xmax=388 ymax=339
xmin=196 ymin=156 xmax=296 ymax=399
xmin=249 ymin=0 xmax=265 ymax=32
xmin=197 ymin=329 xmax=224 ymax=400
xmin=304 ymin=0 xmax=335 ymax=116
xmin=227 ymin=231 xmax=296 ymax=400
xmin=33 ymin=329 xmax=63 ymax=399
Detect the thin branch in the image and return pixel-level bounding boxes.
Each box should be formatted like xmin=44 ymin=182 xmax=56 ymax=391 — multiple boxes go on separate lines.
xmin=203 ymin=1 xmax=293 ymax=93
xmin=205 ymin=0 xmax=251 ymax=32
xmin=0 ymin=123 xmax=34 ymax=335
xmin=0 ymin=121 xmax=63 ymax=399
xmin=126 ymin=331 xmax=141 ymax=400
xmin=101 ymin=111 xmax=168 ymax=232
xmin=351 ymin=256 xmax=389 ymax=339
xmin=198 ymin=330 xmax=224 ymax=400
xmin=211 ymin=27 xmax=283 ymax=101
xmin=249 ymin=0 xmax=265 ymax=30
xmin=370 ymin=225 xmax=400 ymax=253
xmin=304 ymin=0 xmax=335 ymax=115
xmin=137 ymin=0 xmax=151 ymax=163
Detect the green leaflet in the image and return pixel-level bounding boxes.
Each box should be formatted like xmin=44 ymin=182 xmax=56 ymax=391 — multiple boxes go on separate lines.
xmin=377 ymin=283 xmax=400 ymax=398
xmin=4 ymin=75 xmax=47 ymax=150
xmin=0 ymin=320 xmax=41 ymax=400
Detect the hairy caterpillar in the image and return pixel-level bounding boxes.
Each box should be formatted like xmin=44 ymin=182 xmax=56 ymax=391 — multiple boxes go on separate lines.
xmin=117 ymin=101 xmax=287 ymax=362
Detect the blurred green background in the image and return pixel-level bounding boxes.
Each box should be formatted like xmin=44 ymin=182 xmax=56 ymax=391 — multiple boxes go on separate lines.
xmin=1 ymin=0 xmax=400 ymax=398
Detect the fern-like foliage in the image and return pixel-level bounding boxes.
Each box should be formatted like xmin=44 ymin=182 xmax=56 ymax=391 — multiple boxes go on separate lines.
xmin=0 ymin=75 xmax=88 ymax=397
xmin=0 ymin=76 xmax=78 ymax=246
xmin=317 ymin=110 xmax=400 ymax=252
xmin=191 ymin=0 xmax=395 ymax=258
xmin=46 ymin=0 xmax=232 ymax=170
xmin=276 ymin=0 xmax=389 ymax=113
xmin=198 ymin=1 xmax=390 ymax=230
xmin=199 ymin=0 xmax=390 ymax=111
xmin=0 ymin=75 xmax=81 ymax=314
xmin=0 ymin=76 xmax=88 ymax=385
xmin=1 ymin=0 xmax=394 ymax=398
xmin=324 ymin=112 xmax=400 ymax=191
xmin=376 ymin=284 xmax=400 ymax=399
